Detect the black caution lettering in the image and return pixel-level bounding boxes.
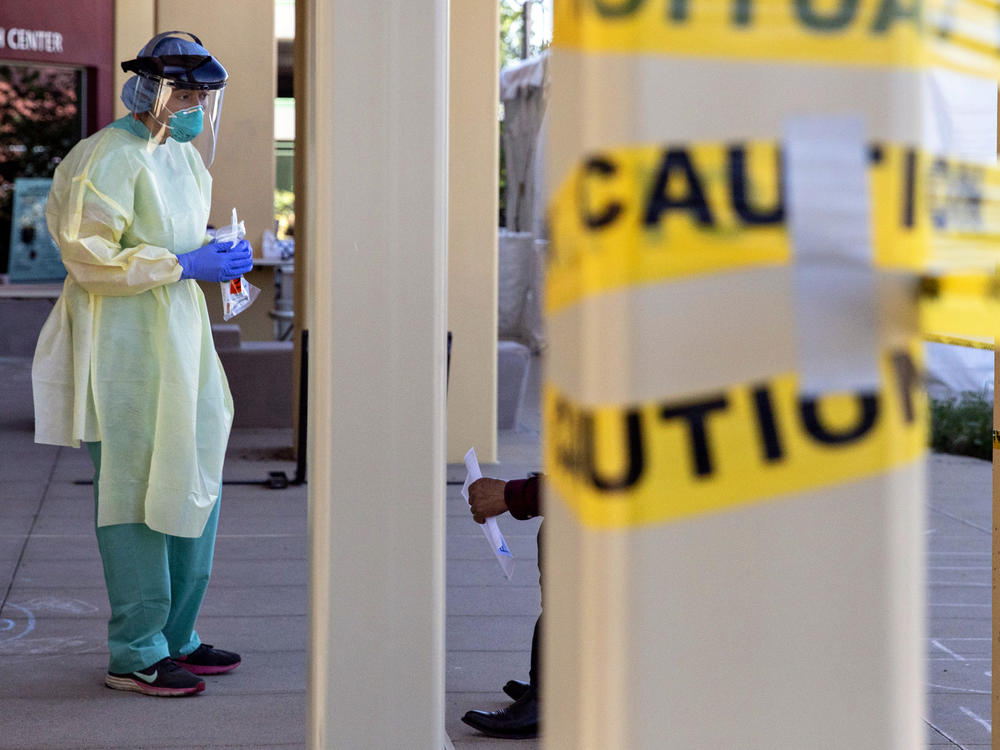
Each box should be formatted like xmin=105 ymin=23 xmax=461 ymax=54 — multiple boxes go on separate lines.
xmin=732 ymin=0 xmax=753 ymax=24
xmin=553 ymin=348 xmax=919 ymax=496
xmin=578 ymin=157 xmax=624 ymax=230
xmin=643 ymin=149 xmax=714 ymax=228
xmin=593 ymin=0 xmax=647 ymax=17
xmin=870 ymin=0 xmax=921 ymax=33
xmin=553 ymin=396 xmax=586 ymax=475
xmin=795 ymin=0 xmax=860 ymax=30
xmin=660 ymin=396 xmax=729 ymax=476
xmin=583 ymin=410 xmax=646 ymax=491
xmin=799 ymin=393 xmax=879 ymax=445
xmin=890 ymin=350 xmax=919 ymax=423
xmin=588 ymin=0 xmax=760 ymax=26
xmin=581 ymin=0 xmax=920 ymax=34
xmin=752 ymin=385 xmax=785 ymax=462
xmin=668 ymin=0 xmax=689 ymax=22
xmin=902 ymin=148 xmax=917 ymax=229
xmin=729 ymin=146 xmax=784 ymax=225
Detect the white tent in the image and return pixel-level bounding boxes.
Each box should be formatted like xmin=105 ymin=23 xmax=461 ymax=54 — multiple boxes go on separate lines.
xmin=925 ymin=342 xmax=993 ymax=401
xmin=498 ymin=53 xmax=549 ymax=353
xmin=500 ymin=52 xmax=548 ymax=237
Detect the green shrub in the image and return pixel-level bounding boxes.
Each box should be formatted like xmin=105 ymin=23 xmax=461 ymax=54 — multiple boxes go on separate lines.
xmin=929 ymin=390 xmax=993 ymax=460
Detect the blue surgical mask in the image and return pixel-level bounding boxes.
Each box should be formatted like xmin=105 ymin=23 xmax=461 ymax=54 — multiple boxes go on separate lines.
xmin=168 ymin=105 xmax=204 ymax=142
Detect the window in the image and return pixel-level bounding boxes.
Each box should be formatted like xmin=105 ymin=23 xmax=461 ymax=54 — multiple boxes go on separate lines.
xmin=0 ymin=62 xmax=85 ymax=274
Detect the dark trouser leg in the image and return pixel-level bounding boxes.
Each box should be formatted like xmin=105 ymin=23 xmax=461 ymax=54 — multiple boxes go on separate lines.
xmin=461 ymin=518 xmax=542 ymax=738
xmin=529 ymin=615 xmax=541 ymax=689
xmin=529 ymin=520 xmax=542 ymax=690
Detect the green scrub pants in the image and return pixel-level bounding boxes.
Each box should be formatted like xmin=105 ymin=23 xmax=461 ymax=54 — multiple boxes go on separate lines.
xmin=87 ymin=443 xmax=219 ymax=674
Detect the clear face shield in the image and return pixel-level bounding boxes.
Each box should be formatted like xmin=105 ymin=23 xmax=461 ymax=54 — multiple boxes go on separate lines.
xmin=120 ymin=34 xmax=228 ymax=168
xmin=142 ymin=79 xmax=225 ymax=168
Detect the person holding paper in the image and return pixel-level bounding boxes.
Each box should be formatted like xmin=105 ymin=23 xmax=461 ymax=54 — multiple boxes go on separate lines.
xmin=463 ymin=448 xmax=516 ymax=580
xmin=32 ymin=31 xmax=249 ymax=697
xmin=462 ymin=474 xmax=543 ymax=740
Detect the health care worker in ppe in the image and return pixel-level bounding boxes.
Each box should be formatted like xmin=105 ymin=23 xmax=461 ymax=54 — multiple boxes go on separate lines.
xmin=32 ymin=31 xmax=251 ymax=697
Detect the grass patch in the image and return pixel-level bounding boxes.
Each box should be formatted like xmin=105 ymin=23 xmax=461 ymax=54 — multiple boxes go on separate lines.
xmin=930 ymin=390 xmax=993 ymax=461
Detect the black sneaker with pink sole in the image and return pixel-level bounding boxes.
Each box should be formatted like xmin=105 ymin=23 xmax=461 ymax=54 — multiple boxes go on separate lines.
xmin=173 ymin=643 xmax=242 ymax=675
xmin=105 ymin=657 xmax=205 ymax=697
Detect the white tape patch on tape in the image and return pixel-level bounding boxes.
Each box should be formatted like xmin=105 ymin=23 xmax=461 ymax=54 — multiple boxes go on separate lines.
xmin=785 ymin=115 xmax=881 ymax=396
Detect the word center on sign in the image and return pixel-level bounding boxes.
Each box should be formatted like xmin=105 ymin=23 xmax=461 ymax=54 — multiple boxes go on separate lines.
xmin=0 ymin=27 xmax=65 ymax=53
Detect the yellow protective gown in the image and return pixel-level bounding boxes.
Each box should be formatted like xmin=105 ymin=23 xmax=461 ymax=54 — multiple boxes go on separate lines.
xmin=32 ymin=116 xmax=233 ymax=538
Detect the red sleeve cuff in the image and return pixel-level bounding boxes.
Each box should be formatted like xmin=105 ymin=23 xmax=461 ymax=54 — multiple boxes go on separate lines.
xmin=504 ymin=475 xmax=541 ymax=519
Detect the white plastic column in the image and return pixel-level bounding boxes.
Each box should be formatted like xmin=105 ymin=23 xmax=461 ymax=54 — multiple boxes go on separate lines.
xmin=303 ymin=1 xmax=449 ymax=748
xmin=446 ymin=0 xmax=500 ymax=463
xmin=542 ymin=36 xmax=925 ymax=750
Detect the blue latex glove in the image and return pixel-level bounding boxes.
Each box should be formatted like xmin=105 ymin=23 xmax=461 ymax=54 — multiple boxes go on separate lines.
xmin=176 ymin=239 xmax=254 ymax=282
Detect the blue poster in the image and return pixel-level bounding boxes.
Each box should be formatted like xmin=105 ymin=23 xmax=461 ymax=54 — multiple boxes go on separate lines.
xmin=8 ymin=178 xmax=66 ymax=283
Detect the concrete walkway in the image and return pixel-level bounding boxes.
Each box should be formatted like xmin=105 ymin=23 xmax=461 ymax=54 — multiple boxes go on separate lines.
xmin=0 ymin=351 xmax=993 ymax=748
xmin=926 ymin=452 xmax=992 ymax=748
xmin=0 ymin=356 xmax=310 ymax=748
xmin=0 ymin=352 xmax=543 ymax=750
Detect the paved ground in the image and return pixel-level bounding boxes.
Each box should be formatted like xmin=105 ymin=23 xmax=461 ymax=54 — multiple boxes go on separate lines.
xmin=926 ymin=452 xmax=992 ymax=748
xmin=446 ymin=356 xmax=543 ymax=750
xmin=0 ymin=356 xmax=310 ymax=749
xmin=0 ymin=350 xmax=993 ymax=748
xmin=0 ymin=353 xmax=542 ymax=750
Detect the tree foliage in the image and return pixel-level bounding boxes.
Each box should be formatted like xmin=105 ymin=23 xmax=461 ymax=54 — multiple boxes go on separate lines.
xmin=500 ymin=1 xmax=524 ymax=68
xmin=500 ymin=0 xmax=550 ymax=67
xmin=930 ymin=391 xmax=993 ymax=461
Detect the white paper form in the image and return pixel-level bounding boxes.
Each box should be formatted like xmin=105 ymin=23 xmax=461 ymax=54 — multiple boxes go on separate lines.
xmin=462 ymin=448 xmax=515 ymax=580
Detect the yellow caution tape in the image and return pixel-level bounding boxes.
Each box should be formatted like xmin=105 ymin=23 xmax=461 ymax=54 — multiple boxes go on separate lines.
xmin=544 ymin=345 xmax=926 ymax=528
xmin=923 ymin=332 xmax=995 ymax=351
xmin=554 ymin=0 xmax=1000 ymax=79
xmin=548 ymin=142 xmax=793 ymax=313
xmin=919 ymin=274 xmax=1000 ymax=341
xmin=547 ymin=141 xmax=1000 ymax=342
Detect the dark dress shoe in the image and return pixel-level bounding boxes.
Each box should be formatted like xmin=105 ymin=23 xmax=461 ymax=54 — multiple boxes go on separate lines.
xmin=503 ymin=679 xmax=531 ymax=701
xmin=461 ymin=686 xmax=539 ymax=739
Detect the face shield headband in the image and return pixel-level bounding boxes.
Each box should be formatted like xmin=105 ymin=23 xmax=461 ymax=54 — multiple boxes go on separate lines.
xmin=120 ymin=30 xmax=227 ymax=90
xmin=119 ymin=32 xmax=227 ymax=167
xmin=120 ymin=55 xmax=227 ymax=91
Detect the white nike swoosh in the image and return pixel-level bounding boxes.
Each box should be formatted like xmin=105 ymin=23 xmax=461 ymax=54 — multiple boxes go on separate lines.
xmin=134 ymin=670 xmax=157 ymax=684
